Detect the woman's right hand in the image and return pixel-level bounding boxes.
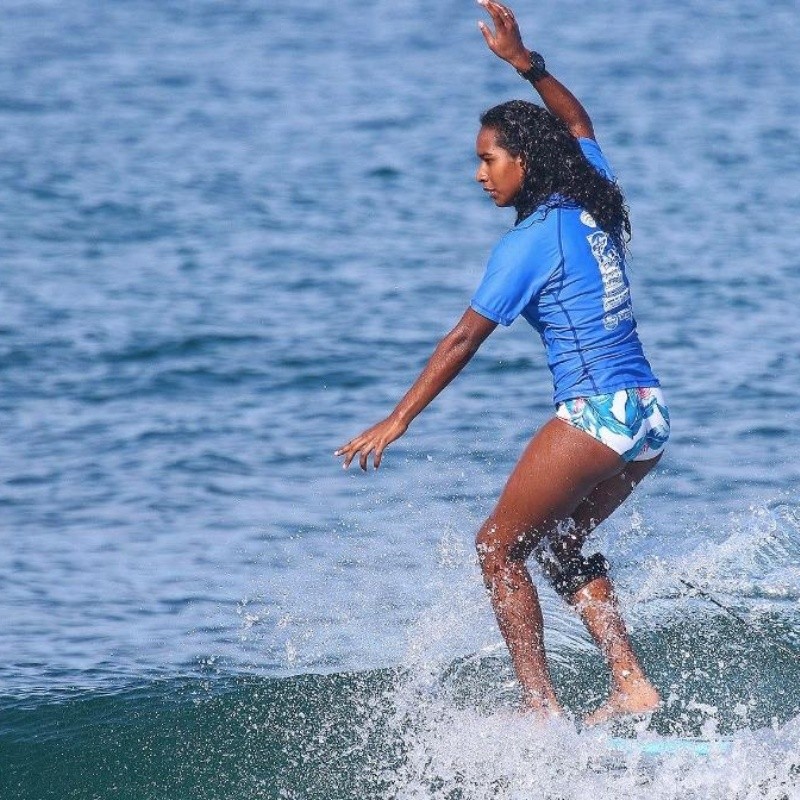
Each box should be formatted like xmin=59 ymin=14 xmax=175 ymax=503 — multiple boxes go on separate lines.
xmin=335 ymin=414 xmax=409 ymax=471
xmin=477 ymin=0 xmax=532 ymax=73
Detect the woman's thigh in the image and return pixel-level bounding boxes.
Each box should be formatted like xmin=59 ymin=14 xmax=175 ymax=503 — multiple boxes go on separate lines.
xmin=572 ymin=454 xmax=662 ymax=532
xmin=479 ymin=418 xmax=625 ymax=558
xmin=542 ymin=453 xmax=663 ymax=558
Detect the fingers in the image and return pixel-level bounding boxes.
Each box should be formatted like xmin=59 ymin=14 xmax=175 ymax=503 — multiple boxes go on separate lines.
xmin=359 ymin=442 xmax=375 ymax=472
xmin=335 ymin=417 xmax=406 ymax=471
xmin=493 ymin=1 xmax=516 ymax=24
xmin=479 ymin=0 xmax=516 ymax=30
xmin=477 ymin=20 xmax=494 ymax=47
xmin=478 ymin=0 xmax=526 ymax=63
xmin=334 ymin=436 xmax=381 ymax=471
xmin=334 ymin=440 xmax=356 ymax=469
xmin=338 ymin=444 xmax=363 ymax=470
xmin=336 ymin=440 xmax=368 ymax=470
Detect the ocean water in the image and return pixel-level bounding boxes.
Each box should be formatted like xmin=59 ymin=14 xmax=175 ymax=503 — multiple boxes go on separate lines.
xmin=1 ymin=0 xmax=799 ymax=797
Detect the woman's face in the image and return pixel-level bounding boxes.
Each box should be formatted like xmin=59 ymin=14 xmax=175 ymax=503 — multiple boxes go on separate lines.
xmin=475 ymin=125 xmax=524 ymax=208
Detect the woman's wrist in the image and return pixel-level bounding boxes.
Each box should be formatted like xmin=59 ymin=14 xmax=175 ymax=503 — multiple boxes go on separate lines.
xmin=508 ymin=48 xmax=533 ymax=73
xmin=515 ymin=50 xmax=548 ymax=83
xmin=391 ymin=406 xmax=415 ymax=428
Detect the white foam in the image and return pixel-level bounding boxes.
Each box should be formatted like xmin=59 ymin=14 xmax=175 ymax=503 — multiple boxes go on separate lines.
xmin=378 ymin=511 xmax=800 ymax=799
xmin=382 ymin=682 xmax=800 ymax=799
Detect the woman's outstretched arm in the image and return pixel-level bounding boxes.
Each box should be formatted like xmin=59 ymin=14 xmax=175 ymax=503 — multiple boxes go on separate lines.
xmin=478 ymin=0 xmax=595 ymax=140
xmin=335 ymin=309 xmax=497 ymax=470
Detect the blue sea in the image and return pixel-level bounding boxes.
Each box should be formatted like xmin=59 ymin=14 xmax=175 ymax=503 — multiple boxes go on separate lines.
xmin=2 ymin=0 xmax=799 ymax=797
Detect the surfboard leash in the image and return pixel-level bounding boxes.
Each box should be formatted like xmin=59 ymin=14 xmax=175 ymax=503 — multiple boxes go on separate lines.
xmin=679 ymin=578 xmax=800 ymax=664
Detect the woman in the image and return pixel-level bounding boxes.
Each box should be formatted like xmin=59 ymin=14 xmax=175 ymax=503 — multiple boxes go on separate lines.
xmin=335 ymin=0 xmax=669 ymax=724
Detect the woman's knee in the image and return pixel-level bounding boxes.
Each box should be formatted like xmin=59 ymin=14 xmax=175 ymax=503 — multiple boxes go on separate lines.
xmin=475 ymin=519 xmax=529 ymax=579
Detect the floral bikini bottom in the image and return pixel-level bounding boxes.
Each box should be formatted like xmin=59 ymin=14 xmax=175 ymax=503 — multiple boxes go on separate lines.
xmin=555 ymin=387 xmax=670 ymax=462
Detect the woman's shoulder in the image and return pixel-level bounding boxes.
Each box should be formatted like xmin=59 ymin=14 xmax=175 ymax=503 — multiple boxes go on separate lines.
xmin=512 ymin=205 xmax=562 ymax=233
xmin=488 ymin=211 xmax=562 ymax=271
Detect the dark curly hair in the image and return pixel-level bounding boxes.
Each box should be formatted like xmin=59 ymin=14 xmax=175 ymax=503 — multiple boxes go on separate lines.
xmin=480 ymin=100 xmax=630 ymax=245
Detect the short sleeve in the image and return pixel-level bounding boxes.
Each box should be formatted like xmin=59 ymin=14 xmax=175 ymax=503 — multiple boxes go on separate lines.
xmin=577 ymin=138 xmax=615 ymax=181
xmin=470 ymin=225 xmax=555 ymax=327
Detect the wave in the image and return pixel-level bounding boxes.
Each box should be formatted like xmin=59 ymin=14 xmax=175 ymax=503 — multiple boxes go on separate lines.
xmin=3 ymin=605 xmax=798 ymax=800
xmin=3 ymin=501 xmax=799 ymax=799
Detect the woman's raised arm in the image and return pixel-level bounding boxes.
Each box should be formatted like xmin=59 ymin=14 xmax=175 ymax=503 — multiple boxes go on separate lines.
xmin=478 ymin=0 xmax=595 ymax=141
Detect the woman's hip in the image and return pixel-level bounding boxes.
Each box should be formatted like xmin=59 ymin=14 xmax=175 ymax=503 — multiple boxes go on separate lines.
xmin=555 ymin=387 xmax=670 ymax=462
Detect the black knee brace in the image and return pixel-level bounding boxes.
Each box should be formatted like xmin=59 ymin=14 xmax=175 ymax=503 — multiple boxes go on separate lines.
xmin=533 ymin=543 xmax=609 ymax=600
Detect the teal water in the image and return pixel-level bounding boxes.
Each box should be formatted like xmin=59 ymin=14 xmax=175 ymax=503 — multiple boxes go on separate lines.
xmin=3 ymin=614 xmax=799 ymax=799
xmin=0 ymin=615 xmax=800 ymax=800
xmin=2 ymin=0 xmax=800 ymax=796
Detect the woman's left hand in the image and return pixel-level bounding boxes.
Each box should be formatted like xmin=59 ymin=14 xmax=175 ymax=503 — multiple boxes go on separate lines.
xmin=335 ymin=414 xmax=409 ymax=471
xmin=477 ymin=0 xmax=531 ymax=72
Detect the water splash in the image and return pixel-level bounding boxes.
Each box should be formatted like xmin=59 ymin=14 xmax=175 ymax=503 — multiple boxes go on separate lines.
xmin=371 ymin=505 xmax=800 ymax=799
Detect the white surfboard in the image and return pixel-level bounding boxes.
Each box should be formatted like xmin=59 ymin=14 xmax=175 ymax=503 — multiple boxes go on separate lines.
xmin=609 ymin=736 xmax=732 ymax=757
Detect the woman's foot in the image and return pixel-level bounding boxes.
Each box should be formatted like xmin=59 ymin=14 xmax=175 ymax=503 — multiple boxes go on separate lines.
xmin=584 ymin=677 xmax=661 ymax=726
xmin=520 ymin=700 xmax=565 ymax=722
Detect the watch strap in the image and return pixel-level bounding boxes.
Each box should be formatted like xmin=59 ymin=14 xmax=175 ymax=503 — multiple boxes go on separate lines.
xmin=516 ymin=51 xmax=548 ymax=83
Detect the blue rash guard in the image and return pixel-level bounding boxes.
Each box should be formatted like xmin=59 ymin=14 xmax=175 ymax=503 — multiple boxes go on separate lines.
xmin=470 ymin=137 xmax=659 ymax=405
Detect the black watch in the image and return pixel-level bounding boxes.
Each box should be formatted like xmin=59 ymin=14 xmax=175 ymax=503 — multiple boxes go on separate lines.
xmin=516 ymin=51 xmax=548 ymax=83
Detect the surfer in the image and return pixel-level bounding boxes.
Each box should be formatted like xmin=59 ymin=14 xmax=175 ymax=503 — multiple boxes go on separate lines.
xmin=335 ymin=0 xmax=669 ymax=725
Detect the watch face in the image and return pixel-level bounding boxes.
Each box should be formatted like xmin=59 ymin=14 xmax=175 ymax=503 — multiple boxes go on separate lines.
xmin=518 ymin=52 xmax=547 ymax=80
